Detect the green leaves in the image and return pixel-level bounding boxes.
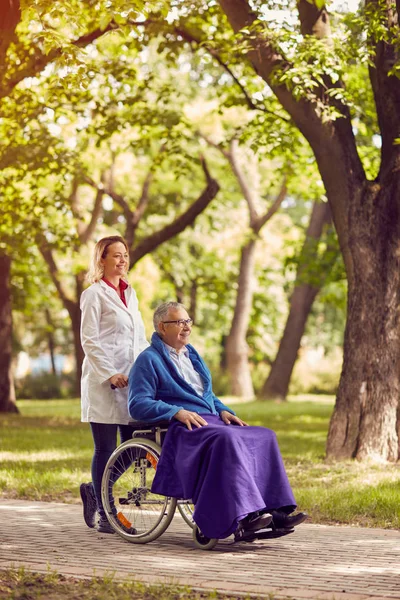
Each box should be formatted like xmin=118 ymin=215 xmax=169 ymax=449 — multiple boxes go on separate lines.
xmin=305 ymin=0 xmax=326 ymax=9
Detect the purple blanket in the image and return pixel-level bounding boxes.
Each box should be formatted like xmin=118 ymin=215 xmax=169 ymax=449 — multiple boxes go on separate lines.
xmin=151 ymin=414 xmax=296 ymax=539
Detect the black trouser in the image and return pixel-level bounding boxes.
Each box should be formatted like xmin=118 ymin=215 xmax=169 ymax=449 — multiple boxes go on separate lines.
xmin=90 ymin=423 xmax=135 ymax=519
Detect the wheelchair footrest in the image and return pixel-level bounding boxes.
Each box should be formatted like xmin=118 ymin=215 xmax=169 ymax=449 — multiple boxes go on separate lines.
xmin=234 ymin=527 xmax=294 ymax=543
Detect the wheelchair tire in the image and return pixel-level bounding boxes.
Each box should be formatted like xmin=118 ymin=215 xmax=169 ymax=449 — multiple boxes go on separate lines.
xmin=177 ymin=500 xmax=196 ymax=529
xmin=101 ymin=437 xmax=177 ymax=543
xmin=192 ymin=526 xmax=218 ymax=550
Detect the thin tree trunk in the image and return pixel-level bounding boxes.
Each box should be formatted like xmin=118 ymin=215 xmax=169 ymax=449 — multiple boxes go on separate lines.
xmin=189 ymin=280 xmax=197 ymax=325
xmin=0 ymin=254 xmax=18 ymax=413
xmin=70 ymin=304 xmax=84 ymax=396
xmin=260 ymin=201 xmax=332 ymax=400
xmin=45 ymin=308 xmax=57 ymax=375
xmin=225 ymin=239 xmax=257 ymax=398
xmin=260 ymin=285 xmax=320 ymax=400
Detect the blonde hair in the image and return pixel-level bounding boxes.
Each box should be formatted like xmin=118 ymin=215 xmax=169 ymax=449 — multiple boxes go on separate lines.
xmin=86 ymin=236 xmax=129 ymax=283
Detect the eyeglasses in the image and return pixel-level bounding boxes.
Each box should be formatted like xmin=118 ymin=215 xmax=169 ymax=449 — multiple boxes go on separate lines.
xmin=162 ymin=318 xmax=194 ymax=328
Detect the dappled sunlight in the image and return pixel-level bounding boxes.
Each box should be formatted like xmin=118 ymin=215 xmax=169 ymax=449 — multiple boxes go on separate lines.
xmin=0 ymin=450 xmax=88 ymax=463
xmin=287 ymin=394 xmax=335 ymax=405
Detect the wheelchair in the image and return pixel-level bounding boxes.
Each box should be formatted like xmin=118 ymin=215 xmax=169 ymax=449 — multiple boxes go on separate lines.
xmin=100 ymin=421 xmax=218 ymax=550
xmin=101 ymin=421 xmax=295 ymax=550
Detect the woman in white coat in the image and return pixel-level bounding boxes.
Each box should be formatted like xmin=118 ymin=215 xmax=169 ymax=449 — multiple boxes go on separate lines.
xmin=79 ymin=235 xmax=149 ymax=534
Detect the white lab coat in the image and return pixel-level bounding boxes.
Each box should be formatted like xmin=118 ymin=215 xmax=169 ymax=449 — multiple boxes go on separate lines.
xmin=80 ymin=280 xmax=149 ymax=424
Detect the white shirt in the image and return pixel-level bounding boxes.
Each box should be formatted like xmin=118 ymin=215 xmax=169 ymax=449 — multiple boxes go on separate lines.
xmin=163 ymin=342 xmax=204 ymax=397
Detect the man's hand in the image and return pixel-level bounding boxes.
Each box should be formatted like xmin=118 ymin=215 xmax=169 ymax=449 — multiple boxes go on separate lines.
xmin=109 ymin=373 xmax=128 ymax=388
xmin=220 ymin=410 xmax=248 ymax=426
xmin=174 ymin=409 xmax=208 ymax=430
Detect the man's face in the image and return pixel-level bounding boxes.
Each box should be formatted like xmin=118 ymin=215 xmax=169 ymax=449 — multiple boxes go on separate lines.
xmin=158 ymin=307 xmax=192 ymax=352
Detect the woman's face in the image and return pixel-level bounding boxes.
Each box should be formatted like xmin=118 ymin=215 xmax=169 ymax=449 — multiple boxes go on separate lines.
xmin=101 ymin=242 xmax=129 ymax=280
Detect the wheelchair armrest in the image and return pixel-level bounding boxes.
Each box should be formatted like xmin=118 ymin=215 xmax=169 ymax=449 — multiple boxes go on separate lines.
xmin=128 ymin=420 xmax=171 ymax=430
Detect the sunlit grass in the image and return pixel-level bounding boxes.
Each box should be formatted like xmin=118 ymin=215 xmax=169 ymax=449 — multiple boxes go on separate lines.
xmin=0 ymin=567 xmax=259 ymax=600
xmin=1 ymin=397 xmax=399 ymax=528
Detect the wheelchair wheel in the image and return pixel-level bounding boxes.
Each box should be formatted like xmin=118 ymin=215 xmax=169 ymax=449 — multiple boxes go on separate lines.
xmin=192 ymin=526 xmax=218 ymax=550
xmin=101 ymin=437 xmax=177 ymax=543
xmin=177 ymin=500 xmax=196 ymax=529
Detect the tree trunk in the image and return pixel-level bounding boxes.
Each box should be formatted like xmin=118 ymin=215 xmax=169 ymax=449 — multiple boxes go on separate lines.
xmin=225 ymin=239 xmax=256 ymax=398
xmin=260 ymin=201 xmax=332 ymax=400
xmin=45 ymin=308 xmax=57 ymax=375
xmin=326 ymin=181 xmax=400 ymax=461
xmin=260 ymin=285 xmax=320 ymax=401
xmin=189 ymin=280 xmax=197 ymax=325
xmin=0 ymin=254 xmax=18 ymax=413
xmin=70 ymin=303 xmax=83 ymax=396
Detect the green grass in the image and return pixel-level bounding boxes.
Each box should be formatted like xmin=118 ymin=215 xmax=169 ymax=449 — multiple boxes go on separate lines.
xmin=0 ymin=567 xmax=266 ymax=600
xmin=1 ymin=397 xmax=400 ymax=528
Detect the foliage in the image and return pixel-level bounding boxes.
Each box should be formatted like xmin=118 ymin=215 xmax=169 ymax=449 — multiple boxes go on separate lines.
xmin=5 ymin=0 xmax=384 ymax=401
xmin=16 ymin=372 xmax=75 ymax=400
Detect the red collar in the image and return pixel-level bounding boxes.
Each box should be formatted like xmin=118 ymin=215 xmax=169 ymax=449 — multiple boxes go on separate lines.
xmin=102 ymin=278 xmax=128 ymax=291
xmin=102 ymin=278 xmax=128 ymax=307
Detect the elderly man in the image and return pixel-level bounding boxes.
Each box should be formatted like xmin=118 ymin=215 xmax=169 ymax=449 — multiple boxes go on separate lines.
xmin=128 ymin=301 xmax=307 ymax=540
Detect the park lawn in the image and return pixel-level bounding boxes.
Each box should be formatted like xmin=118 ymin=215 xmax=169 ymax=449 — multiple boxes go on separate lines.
xmin=0 ymin=396 xmax=399 ymax=529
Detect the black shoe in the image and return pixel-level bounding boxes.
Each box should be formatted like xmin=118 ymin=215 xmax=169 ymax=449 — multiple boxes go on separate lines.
xmin=79 ymin=482 xmax=97 ymax=529
xmin=241 ymin=512 xmax=273 ymax=532
xmin=97 ymin=517 xmax=115 ymax=534
xmin=271 ymin=510 xmax=308 ymax=529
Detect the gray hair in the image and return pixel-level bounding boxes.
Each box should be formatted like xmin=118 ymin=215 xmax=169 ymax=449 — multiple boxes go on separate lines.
xmin=153 ymin=302 xmax=187 ymax=331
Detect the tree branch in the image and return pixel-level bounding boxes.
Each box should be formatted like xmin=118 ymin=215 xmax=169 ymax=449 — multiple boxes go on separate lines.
xmin=198 ymin=132 xmax=230 ymax=159
xmin=297 ymin=0 xmax=332 ymax=38
xmin=127 ymin=17 xmax=290 ymax=123
xmin=201 ymin=133 xmax=286 ymax=230
xmin=0 ymin=19 xmax=119 ymax=99
xmin=227 ymin=138 xmax=259 ymax=224
xmin=129 ymin=158 xmax=219 ymax=266
xmin=174 ymin=25 xmax=290 ymax=123
xmin=38 ymin=239 xmax=76 ymax=316
xmin=366 ymin=0 xmax=400 ymax=175
xmin=254 ymin=176 xmax=287 ymax=233
xmin=132 ymin=171 xmax=153 ymax=226
xmin=218 ymin=0 xmax=365 ymax=276
xmin=80 ymin=186 xmax=104 ymax=246
xmin=0 ymin=0 xmax=21 ymax=70
xmin=84 ymin=153 xmax=158 ymax=249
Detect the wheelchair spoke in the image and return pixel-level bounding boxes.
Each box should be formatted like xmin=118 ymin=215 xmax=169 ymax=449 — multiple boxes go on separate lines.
xmin=101 ymin=439 xmax=177 ymax=543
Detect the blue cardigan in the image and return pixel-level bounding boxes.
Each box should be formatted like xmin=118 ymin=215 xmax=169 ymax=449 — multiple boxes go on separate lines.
xmin=128 ymin=333 xmax=235 ymax=423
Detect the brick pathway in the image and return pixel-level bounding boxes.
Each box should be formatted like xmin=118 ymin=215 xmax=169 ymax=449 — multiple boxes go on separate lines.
xmin=0 ymin=500 xmax=399 ymax=600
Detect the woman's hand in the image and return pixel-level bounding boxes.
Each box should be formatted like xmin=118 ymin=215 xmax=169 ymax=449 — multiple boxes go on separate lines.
xmin=220 ymin=410 xmax=248 ymax=426
xmin=109 ymin=373 xmax=128 ymax=388
xmin=174 ymin=409 xmax=208 ymax=430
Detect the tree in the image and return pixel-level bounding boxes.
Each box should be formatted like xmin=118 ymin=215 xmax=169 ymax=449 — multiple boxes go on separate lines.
xmin=203 ymin=136 xmax=287 ymax=397
xmin=0 ymin=0 xmax=206 ymax=405
xmin=36 ymin=147 xmax=218 ymax=392
xmin=260 ymin=200 xmax=337 ymax=400
xmin=0 ymin=254 xmax=17 ymax=412
xmin=0 ymin=0 xmax=153 ymax=411
xmin=215 ymin=0 xmax=400 ymax=460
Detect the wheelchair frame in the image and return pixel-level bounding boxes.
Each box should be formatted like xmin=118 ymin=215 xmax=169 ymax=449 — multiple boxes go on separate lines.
xmin=100 ymin=422 xmax=218 ymax=549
